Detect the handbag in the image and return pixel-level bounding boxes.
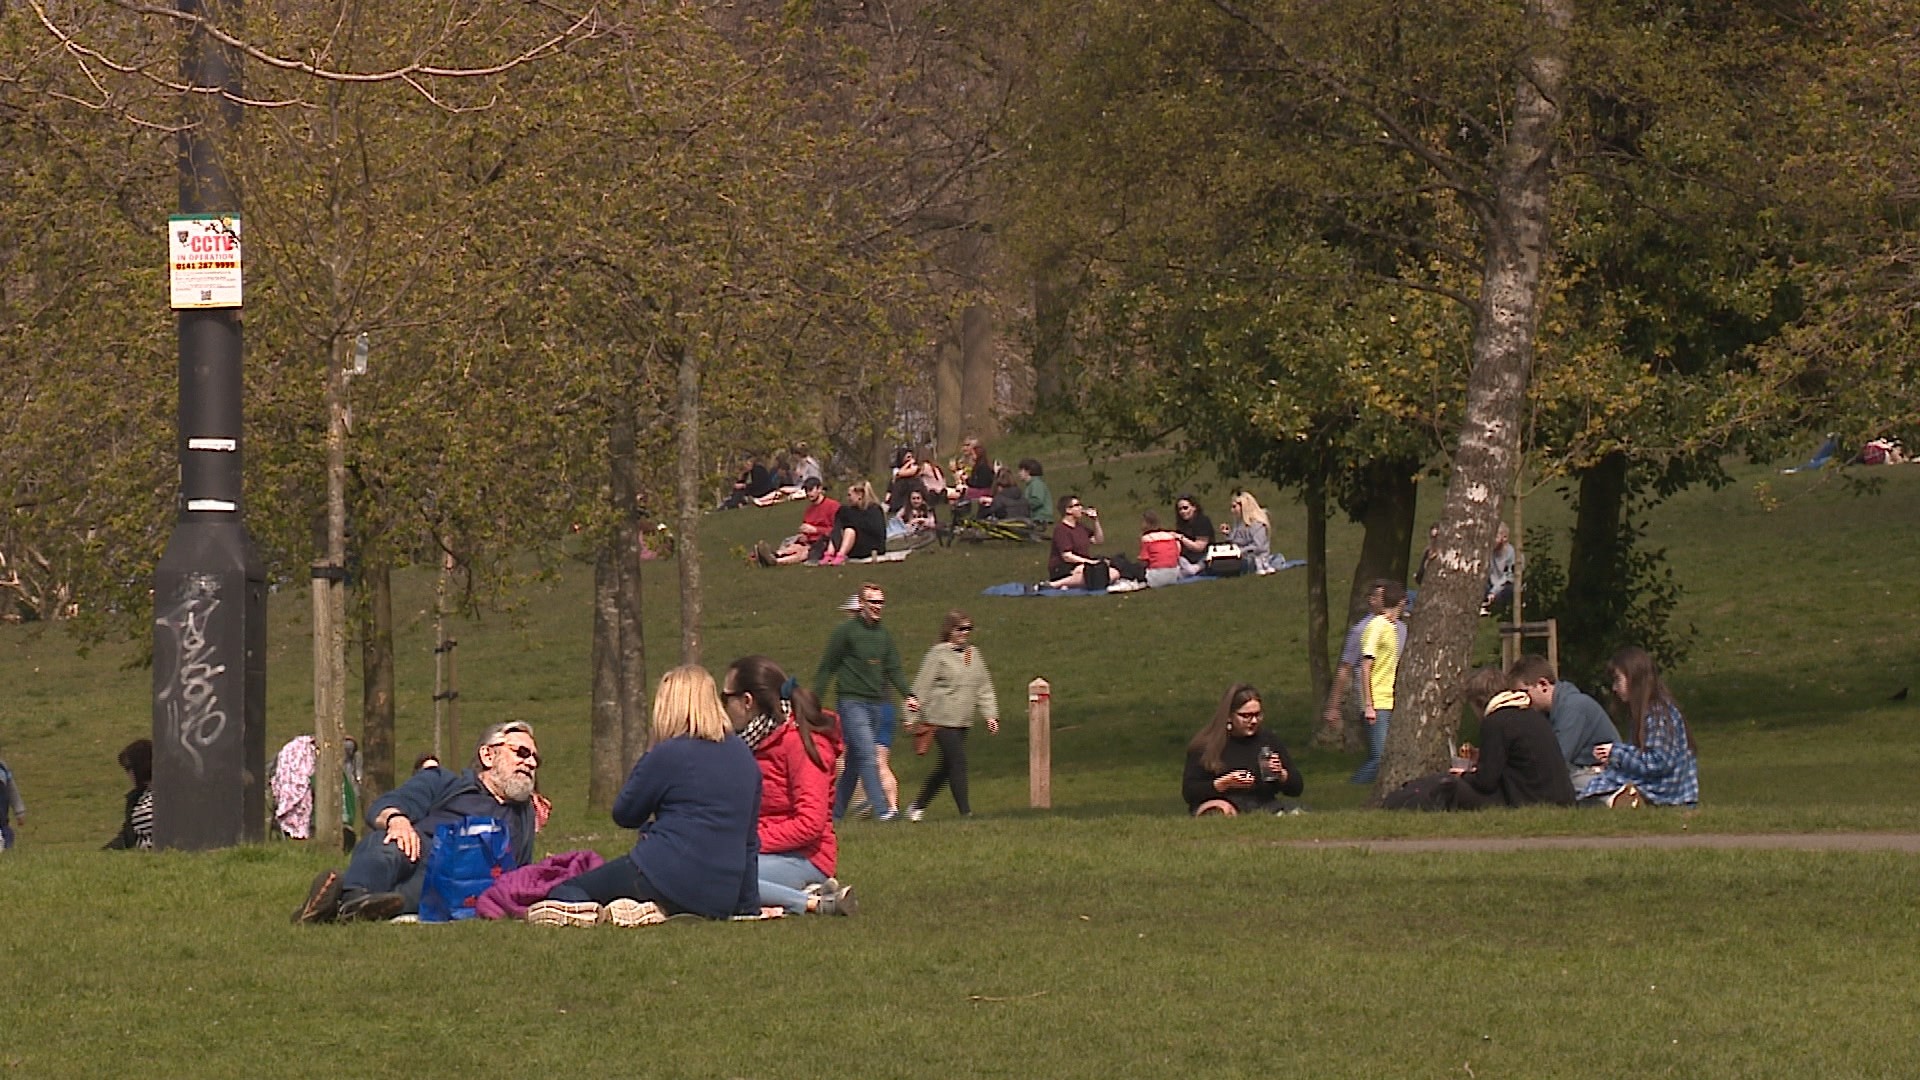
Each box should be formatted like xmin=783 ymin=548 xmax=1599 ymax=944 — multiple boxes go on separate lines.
xmin=1204 ymin=543 xmax=1244 ymax=577
xmin=419 ymin=815 xmax=518 ymax=922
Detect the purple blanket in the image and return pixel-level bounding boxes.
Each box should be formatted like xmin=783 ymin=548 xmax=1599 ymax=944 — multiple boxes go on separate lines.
xmin=475 ymin=849 xmax=606 ymax=920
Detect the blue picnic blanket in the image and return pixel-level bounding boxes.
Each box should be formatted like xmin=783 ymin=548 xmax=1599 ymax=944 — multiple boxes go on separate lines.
xmin=982 ymin=559 xmax=1305 ymax=597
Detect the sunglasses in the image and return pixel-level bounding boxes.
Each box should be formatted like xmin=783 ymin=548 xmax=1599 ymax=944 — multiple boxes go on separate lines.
xmin=955 ymin=624 xmax=974 ymax=632
xmin=865 ymin=597 xmax=886 ymax=606
xmin=1234 ymin=709 xmax=1262 ymax=720
xmin=488 ymin=743 xmax=540 ymax=766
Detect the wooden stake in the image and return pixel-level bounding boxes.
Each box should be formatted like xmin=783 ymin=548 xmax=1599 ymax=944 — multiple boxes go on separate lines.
xmin=1028 ymin=677 xmax=1051 ymax=809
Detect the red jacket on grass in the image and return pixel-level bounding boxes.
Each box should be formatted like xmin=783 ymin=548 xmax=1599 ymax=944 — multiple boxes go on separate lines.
xmin=753 ymin=713 xmax=842 ymax=877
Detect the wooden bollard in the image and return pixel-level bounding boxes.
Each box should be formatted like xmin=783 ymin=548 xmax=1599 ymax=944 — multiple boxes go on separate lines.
xmin=1028 ymin=677 xmax=1051 ymax=809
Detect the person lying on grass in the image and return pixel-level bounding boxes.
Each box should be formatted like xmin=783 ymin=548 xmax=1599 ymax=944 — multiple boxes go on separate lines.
xmin=295 ymin=721 xmax=540 ymax=923
xmin=1183 ymin=683 xmax=1303 ymax=816
xmin=1579 ymin=646 xmax=1700 ymax=807
xmin=528 ymin=665 xmax=763 ymax=927
xmin=757 ymin=477 xmax=839 ymax=566
xmin=724 ymin=654 xmax=857 ymax=916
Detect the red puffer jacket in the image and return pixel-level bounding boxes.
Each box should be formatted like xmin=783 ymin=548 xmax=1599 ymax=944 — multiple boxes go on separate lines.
xmin=754 ymin=713 xmax=841 ymax=876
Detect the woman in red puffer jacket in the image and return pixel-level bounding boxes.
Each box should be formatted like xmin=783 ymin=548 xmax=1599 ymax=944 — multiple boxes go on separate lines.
xmin=722 ymin=655 xmax=857 ymax=916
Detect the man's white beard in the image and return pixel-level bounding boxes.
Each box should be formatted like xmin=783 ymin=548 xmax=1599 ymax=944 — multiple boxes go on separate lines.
xmin=489 ymin=769 xmax=536 ymax=803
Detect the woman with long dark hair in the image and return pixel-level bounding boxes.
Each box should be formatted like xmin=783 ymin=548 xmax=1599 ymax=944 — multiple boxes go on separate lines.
xmin=1581 ymin=646 xmax=1699 ymax=806
xmin=905 ymin=610 xmax=1000 ymax=820
xmin=105 ymin=738 xmax=154 ymax=850
xmin=1182 ymin=684 xmax=1303 ymax=815
xmin=723 ymin=655 xmax=856 ymax=916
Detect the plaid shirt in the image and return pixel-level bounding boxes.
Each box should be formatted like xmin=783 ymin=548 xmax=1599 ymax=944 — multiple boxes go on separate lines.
xmin=1580 ymin=703 xmax=1699 ymax=805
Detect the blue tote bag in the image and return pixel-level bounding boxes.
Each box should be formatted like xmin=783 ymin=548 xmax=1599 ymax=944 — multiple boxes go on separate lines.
xmin=418 ymin=816 xmax=517 ymax=922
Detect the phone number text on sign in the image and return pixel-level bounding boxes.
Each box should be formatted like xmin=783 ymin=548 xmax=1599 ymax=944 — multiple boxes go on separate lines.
xmin=169 ymin=215 xmax=243 ymax=309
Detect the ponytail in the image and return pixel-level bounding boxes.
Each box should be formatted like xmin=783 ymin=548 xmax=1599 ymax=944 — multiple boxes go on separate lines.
xmin=726 ymin=654 xmax=831 ymax=769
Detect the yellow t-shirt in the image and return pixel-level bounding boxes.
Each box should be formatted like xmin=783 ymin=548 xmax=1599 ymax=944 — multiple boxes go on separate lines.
xmin=1360 ymin=614 xmax=1400 ymax=711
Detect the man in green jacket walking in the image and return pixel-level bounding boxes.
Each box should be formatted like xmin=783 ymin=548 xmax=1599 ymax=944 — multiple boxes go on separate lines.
xmin=816 ymin=582 xmax=918 ymax=822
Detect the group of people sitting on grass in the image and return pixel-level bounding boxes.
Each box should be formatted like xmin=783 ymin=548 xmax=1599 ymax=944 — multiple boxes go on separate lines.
xmin=1181 ymin=643 xmax=1698 ymax=815
xmin=750 ymin=439 xmax=1058 ymax=567
xmin=1043 ymin=489 xmax=1285 ymax=590
xmin=292 ymin=581 xmax=998 ymax=927
xmin=719 ymin=443 xmax=826 ymax=510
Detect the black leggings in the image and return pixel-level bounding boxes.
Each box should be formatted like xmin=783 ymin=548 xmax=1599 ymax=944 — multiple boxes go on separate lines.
xmin=915 ymin=726 xmax=971 ymax=814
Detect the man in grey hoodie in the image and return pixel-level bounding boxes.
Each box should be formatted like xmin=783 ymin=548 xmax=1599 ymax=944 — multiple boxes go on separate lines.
xmin=1509 ymin=655 xmax=1621 ymax=788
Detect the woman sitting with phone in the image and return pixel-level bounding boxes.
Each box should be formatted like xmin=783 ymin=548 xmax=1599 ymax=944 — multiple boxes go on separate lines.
xmin=1182 ymin=683 xmax=1304 ymax=815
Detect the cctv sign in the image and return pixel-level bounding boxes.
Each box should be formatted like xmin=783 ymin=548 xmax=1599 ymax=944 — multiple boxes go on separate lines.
xmin=169 ymin=214 xmax=243 ymax=309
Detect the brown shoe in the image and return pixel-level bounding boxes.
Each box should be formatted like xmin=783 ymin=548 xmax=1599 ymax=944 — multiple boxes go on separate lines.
xmin=337 ymin=890 xmax=407 ymax=922
xmin=753 ymin=541 xmax=776 ymax=567
xmin=292 ymin=869 xmax=342 ymax=924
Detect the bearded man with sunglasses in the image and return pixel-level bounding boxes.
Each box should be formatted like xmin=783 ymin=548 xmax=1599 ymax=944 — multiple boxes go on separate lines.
xmin=295 ymin=721 xmax=542 ymax=922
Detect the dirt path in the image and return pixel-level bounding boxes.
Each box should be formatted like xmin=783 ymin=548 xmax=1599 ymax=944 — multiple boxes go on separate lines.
xmin=1281 ymin=832 xmax=1920 ymax=854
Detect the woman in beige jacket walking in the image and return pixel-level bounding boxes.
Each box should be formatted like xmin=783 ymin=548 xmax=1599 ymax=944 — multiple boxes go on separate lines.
xmin=904 ymin=610 xmax=1000 ymax=820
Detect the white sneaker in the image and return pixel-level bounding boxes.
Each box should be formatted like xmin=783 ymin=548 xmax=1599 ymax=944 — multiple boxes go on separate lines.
xmin=526 ymin=900 xmax=601 ymax=927
xmin=602 ymin=898 xmax=667 ymax=927
xmin=905 ymin=805 xmax=925 ymax=822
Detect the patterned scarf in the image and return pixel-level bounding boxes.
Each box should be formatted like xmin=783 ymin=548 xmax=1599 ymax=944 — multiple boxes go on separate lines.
xmin=739 ymin=710 xmax=787 ymax=751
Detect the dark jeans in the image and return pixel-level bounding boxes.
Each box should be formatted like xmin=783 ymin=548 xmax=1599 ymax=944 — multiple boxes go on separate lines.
xmin=546 ymin=853 xmax=682 ymax=914
xmin=914 ymin=726 xmax=972 ymax=815
xmin=339 ymin=830 xmax=430 ymax=912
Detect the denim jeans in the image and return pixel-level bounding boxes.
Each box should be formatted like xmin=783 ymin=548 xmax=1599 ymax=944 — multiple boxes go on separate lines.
xmin=1350 ymin=708 xmax=1391 ymax=784
xmin=757 ymin=851 xmax=829 ymax=914
xmin=834 ymin=698 xmax=892 ymax=819
xmin=338 ymin=828 xmax=433 ymax=911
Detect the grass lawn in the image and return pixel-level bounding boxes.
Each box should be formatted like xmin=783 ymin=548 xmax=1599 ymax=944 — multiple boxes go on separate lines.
xmin=2 ymin=443 xmax=1918 ymax=1076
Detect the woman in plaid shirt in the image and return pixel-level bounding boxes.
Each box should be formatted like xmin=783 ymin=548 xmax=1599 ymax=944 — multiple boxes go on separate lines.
xmin=1580 ymin=647 xmax=1699 ymax=806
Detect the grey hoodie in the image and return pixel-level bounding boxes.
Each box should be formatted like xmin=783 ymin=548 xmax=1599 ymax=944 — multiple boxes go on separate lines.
xmin=1549 ymin=681 xmax=1622 ymax=768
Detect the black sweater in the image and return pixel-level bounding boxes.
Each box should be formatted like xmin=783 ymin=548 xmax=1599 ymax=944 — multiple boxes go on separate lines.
xmin=1456 ymin=706 xmax=1576 ymax=808
xmin=1182 ymin=731 xmax=1304 ymax=812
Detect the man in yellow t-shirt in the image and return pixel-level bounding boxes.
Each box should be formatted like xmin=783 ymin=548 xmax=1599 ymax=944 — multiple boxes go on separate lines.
xmin=1350 ymin=581 xmax=1407 ymax=785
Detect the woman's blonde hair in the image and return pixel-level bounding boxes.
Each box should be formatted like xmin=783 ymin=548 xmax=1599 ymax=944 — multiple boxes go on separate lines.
xmin=1232 ymin=490 xmax=1270 ymax=529
xmin=651 ymin=664 xmax=733 ymax=743
xmin=846 ymin=480 xmax=875 ymax=509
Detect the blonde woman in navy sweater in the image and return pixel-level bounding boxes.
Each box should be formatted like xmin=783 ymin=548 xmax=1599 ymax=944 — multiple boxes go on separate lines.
xmin=529 ymin=665 xmax=761 ymax=926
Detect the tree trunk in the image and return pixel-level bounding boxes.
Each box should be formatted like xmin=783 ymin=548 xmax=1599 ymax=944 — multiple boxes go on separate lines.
xmin=960 ymin=303 xmax=997 ymax=445
xmin=676 ymin=343 xmax=703 ymax=665
xmin=1303 ymin=472 xmax=1332 ymax=718
xmin=359 ymin=555 xmax=395 ymax=796
xmin=1344 ymin=458 xmax=1420 ymax=622
xmin=935 ymin=340 xmax=963 ymax=456
xmin=311 ymin=330 xmax=349 ymax=849
xmin=1373 ymin=0 xmax=1571 ymax=800
xmin=1032 ymin=263 xmax=1070 ymax=406
xmin=589 ymin=399 xmax=650 ymax=811
xmin=1560 ymin=450 xmax=1629 ymax=678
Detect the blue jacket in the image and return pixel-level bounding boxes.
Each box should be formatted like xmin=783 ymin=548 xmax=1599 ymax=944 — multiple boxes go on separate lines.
xmin=614 ymin=736 xmax=762 ymax=918
xmin=365 ymin=767 xmax=536 ymax=869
